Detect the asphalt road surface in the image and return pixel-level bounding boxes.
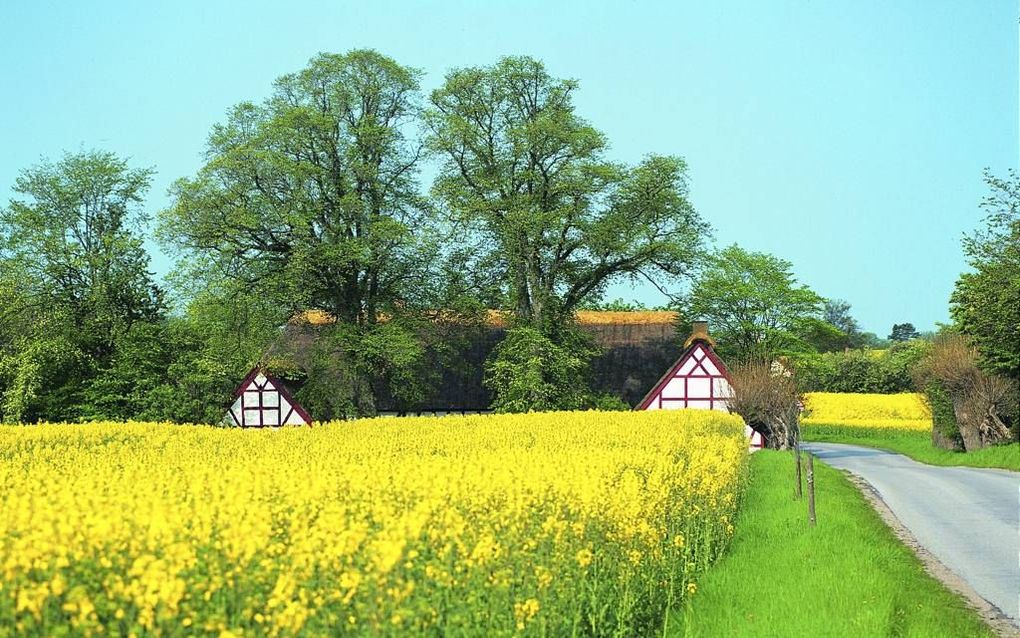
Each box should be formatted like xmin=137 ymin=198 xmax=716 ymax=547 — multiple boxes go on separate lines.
xmin=804 ymin=442 xmax=1019 ymax=627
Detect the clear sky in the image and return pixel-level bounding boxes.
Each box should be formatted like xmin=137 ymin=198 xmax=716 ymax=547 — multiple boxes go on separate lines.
xmin=1 ymin=1 xmax=1017 ymax=335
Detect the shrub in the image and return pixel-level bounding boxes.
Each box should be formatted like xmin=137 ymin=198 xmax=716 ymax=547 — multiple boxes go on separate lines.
xmin=728 ymin=361 xmax=801 ymax=449
xmin=484 ymin=324 xmax=599 ymax=413
xmin=792 ymin=341 xmax=930 ymax=394
xmin=913 ymin=334 xmax=1017 ymax=451
xmin=923 ymin=381 xmax=963 ymax=450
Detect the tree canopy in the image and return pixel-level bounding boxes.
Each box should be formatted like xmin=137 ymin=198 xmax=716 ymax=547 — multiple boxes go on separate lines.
xmin=158 ymin=50 xmax=482 ymax=417
xmin=888 ymin=323 xmax=920 ymax=342
xmin=0 ymin=151 xmax=164 ymax=422
xmin=677 ymin=245 xmax=824 ymax=362
xmin=160 ymin=50 xmax=432 ymax=325
xmin=426 ymin=56 xmax=707 ymax=333
xmin=951 ymin=169 xmax=1020 ymax=381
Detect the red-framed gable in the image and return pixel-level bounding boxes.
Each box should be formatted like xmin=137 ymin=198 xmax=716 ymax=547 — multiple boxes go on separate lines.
xmin=226 ymin=367 xmax=313 ymax=427
xmin=635 ymin=338 xmax=733 ymax=411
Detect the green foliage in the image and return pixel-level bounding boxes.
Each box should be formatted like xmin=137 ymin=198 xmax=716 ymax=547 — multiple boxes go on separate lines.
xmin=427 ymin=55 xmax=708 ymax=406
xmin=912 ymin=332 xmax=1017 ymax=451
xmin=815 ymin=299 xmax=868 ymax=350
xmin=79 ymin=318 xmax=230 ymax=423
xmin=581 ymin=393 xmax=632 ymax=411
xmin=795 ymin=317 xmax=849 ymax=354
xmin=159 ymin=50 xmax=432 ymax=324
xmin=923 ymin=380 xmax=962 ymax=447
xmin=484 ymin=325 xmax=600 ymax=413
xmin=888 ymin=322 xmax=920 ymax=342
xmin=950 ymin=169 xmax=1020 ymax=381
xmin=0 ymin=151 xmax=165 ymax=423
xmin=0 ymin=325 xmax=86 ymax=423
xmin=792 ymin=340 xmax=930 ymax=393
xmin=426 ymin=56 xmax=707 ymax=329
xmin=158 ymin=50 xmax=455 ymax=417
xmin=677 ymin=245 xmax=824 ymax=362
xmin=296 ymin=320 xmax=427 ymax=419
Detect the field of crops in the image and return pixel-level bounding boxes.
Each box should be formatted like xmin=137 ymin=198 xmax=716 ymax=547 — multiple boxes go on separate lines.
xmin=801 ymin=392 xmax=931 ymax=431
xmin=0 ymin=411 xmax=747 ymax=636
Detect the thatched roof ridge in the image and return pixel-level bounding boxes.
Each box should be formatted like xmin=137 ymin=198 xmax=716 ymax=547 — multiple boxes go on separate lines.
xmin=289 ymin=309 xmax=678 ymax=328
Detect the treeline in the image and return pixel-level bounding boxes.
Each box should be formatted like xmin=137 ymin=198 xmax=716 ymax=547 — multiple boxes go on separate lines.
xmin=0 ymin=50 xmax=1016 ymax=425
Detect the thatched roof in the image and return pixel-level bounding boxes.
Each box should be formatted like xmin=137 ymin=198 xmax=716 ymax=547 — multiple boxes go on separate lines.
xmin=274 ymin=310 xmax=682 ymax=412
xmin=290 ymin=309 xmax=677 ymax=329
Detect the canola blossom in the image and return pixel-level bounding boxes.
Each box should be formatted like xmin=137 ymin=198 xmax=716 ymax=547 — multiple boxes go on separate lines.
xmin=801 ymin=392 xmax=931 ymax=431
xmin=0 ymin=410 xmax=747 ymax=636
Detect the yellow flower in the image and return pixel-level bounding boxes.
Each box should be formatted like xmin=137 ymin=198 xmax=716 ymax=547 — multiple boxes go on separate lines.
xmin=575 ymin=549 xmax=593 ymax=568
xmin=514 ymin=598 xmax=541 ymax=629
xmin=801 ymin=392 xmax=930 ymax=430
xmin=0 ymin=410 xmax=746 ymax=635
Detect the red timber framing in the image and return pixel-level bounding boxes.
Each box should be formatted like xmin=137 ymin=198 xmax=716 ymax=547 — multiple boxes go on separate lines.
xmin=225 ymin=368 xmax=313 ymax=428
xmin=636 ymin=339 xmax=733 ymax=411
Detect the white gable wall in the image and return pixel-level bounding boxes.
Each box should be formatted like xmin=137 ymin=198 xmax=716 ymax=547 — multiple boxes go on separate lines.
xmin=225 ymin=372 xmax=310 ymax=428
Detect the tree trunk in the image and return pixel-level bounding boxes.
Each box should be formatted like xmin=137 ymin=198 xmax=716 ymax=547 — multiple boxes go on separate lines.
xmin=956 ymin=405 xmax=985 ymax=452
xmin=762 ymin=413 xmax=797 ymax=451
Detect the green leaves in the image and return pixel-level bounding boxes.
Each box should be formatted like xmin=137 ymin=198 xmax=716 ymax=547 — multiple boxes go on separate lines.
xmin=483 ymin=324 xmax=598 ymax=413
xmin=160 ymin=49 xmax=428 ymax=324
xmin=0 ymin=150 xmax=164 ymax=423
xmin=950 ymin=169 xmax=1020 ymax=381
xmin=678 ymin=244 xmax=825 ymax=362
xmin=426 ymin=56 xmax=707 ymax=328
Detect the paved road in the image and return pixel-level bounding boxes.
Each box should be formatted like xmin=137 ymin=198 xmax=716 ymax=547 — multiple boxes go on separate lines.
xmin=804 ymin=442 xmax=1020 ymax=627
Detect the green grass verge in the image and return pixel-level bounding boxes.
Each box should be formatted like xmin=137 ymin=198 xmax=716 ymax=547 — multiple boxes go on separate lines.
xmin=803 ymin=424 xmax=1020 ymax=471
xmin=668 ymin=451 xmax=995 ymax=637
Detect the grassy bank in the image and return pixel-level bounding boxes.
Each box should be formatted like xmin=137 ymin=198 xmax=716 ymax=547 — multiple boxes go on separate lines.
xmin=803 ymin=424 xmax=1020 ymax=471
xmin=669 ymin=451 xmax=995 ymax=637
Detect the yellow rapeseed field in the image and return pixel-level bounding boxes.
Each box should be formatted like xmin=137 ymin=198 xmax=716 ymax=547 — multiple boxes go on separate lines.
xmin=801 ymin=392 xmax=931 ymax=431
xmin=0 ymin=410 xmax=747 ymax=637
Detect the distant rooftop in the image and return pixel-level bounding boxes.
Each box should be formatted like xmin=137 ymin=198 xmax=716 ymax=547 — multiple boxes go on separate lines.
xmin=291 ymin=309 xmax=678 ymax=327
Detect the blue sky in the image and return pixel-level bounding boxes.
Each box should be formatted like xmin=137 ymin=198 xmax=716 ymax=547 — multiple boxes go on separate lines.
xmin=1 ymin=1 xmax=1016 ymax=335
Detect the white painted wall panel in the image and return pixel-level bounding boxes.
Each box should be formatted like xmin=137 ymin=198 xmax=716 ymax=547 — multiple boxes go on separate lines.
xmin=687 ymin=377 xmax=711 ymax=399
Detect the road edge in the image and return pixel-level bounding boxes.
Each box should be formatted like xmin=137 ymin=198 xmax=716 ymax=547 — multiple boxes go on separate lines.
xmin=840 ymin=470 xmax=1020 ymax=638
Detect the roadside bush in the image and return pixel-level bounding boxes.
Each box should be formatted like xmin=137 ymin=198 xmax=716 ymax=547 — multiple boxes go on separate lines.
xmin=923 ymin=381 xmax=963 ymax=451
xmin=793 ymin=340 xmax=930 ymax=393
xmin=914 ymin=334 xmax=1017 ymax=451
xmin=728 ymin=360 xmax=800 ymax=449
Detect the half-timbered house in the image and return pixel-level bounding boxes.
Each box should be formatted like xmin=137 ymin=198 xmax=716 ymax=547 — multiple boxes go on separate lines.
xmin=636 ymin=322 xmax=764 ymax=448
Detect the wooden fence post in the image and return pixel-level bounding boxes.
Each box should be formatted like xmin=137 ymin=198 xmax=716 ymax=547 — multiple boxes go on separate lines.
xmin=807 ymin=452 xmax=816 ymax=526
xmin=795 ymin=443 xmax=803 ymax=499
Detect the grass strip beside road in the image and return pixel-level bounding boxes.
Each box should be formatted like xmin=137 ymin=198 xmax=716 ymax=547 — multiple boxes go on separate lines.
xmin=803 ymin=424 xmax=1020 ymax=471
xmin=669 ymin=451 xmax=996 ymax=637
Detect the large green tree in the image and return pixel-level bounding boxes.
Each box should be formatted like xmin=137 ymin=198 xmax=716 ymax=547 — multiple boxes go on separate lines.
xmin=425 ymin=56 xmax=707 ymax=332
xmin=951 ymin=169 xmax=1020 ymax=381
xmin=0 ymin=150 xmax=164 ymax=422
xmin=160 ymin=50 xmax=430 ymax=324
xmin=159 ymin=50 xmax=445 ymax=416
xmin=678 ymin=245 xmax=824 ymax=362
xmin=425 ymin=56 xmax=707 ymax=411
